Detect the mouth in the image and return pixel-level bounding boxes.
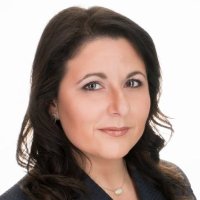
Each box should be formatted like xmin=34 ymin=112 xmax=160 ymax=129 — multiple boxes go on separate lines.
xmin=98 ymin=127 xmax=130 ymax=137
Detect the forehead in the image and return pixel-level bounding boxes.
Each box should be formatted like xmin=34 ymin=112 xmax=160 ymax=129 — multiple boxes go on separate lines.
xmin=65 ymin=37 xmax=146 ymax=78
xmin=70 ymin=36 xmax=141 ymax=61
xmin=68 ymin=36 xmax=142 ymax=63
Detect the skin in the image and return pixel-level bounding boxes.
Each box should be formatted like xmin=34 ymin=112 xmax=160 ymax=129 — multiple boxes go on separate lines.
xmin=51 ymin=37 xmax=150 ymax=199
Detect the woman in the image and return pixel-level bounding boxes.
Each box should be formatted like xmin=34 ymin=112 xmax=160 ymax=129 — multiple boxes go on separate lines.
xmin=0 ymin=6 xmax=196 ymax=200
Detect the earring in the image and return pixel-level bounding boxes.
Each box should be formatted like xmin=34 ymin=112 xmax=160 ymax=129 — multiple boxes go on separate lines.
xmin=52 ymin=113 xmax=59 ymax=123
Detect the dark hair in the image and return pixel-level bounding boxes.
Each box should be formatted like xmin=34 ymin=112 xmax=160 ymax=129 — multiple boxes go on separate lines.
xmin=17 ymin=6 xmax=191 ymax=200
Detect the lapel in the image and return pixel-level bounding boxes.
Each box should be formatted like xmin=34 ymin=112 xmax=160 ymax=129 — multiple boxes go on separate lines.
xmin=77 ymin=168 xmax=166 ymax=200
xmin=130 ymin=168 xmax=166 ymax=200
xmin=80 ymin=173 xmax=112 ymax=200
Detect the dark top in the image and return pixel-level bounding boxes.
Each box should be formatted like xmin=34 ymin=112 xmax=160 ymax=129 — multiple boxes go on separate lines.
xmin=0 ymin=163 xmax=196 ymax=200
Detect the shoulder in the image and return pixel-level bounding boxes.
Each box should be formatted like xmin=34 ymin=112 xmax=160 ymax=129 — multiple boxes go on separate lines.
xmin=159 ymin=160 xmax=196 ymax=199
xmin=159 ymin=160 xmax=191 ymax=186
xmin=0 ymin=181 xmax=30 ymax=200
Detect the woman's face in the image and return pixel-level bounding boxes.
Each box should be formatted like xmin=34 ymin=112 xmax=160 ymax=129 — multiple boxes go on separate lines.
xmin=55 ymin=37 xmax=150 ymax=161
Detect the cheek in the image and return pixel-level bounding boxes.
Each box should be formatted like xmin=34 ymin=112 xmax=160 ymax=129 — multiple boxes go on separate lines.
xmin=57 ymin=95 xmax=106 ymax=154
xmin=57 ymin=95 xmax=104 ymax=136
xmin=130 ymin=93 xmax=151 ymax=138
xmin=128 ymin=94 xmax=150 ymax=144
xmin=131 ymin=91 xmax=151 ymax=117
xmin=141 ymin=96 xmax=151 ymax=119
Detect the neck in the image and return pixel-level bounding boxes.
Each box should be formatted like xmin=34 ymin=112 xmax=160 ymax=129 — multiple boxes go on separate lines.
xmin=80 ymin=156 xmax=138 ymax=199
xmin=84 ymin=157 xmax=128 ymax=189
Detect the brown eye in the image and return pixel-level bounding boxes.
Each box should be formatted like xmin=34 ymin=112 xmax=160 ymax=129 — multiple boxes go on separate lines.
xmin=126 ymin=79 xmax=142 ymax=88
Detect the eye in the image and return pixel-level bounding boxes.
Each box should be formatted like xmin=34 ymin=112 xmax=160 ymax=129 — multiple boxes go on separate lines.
xmin=125 ymin=79 xmax=142 ymax=88
xmin=82 ymin=81 xmax=102 ymax=91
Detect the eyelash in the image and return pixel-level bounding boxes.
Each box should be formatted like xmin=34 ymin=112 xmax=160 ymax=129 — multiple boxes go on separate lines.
xmin=82 ymin=79 xmax=143 ymax=91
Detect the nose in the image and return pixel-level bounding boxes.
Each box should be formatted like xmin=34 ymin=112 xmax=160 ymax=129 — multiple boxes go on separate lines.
xmin=107 ymin=87 xmax=130 ymax=117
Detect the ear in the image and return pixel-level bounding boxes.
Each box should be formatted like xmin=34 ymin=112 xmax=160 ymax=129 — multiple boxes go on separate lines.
xmin=49 ymin=100 xmax=59 ymax=120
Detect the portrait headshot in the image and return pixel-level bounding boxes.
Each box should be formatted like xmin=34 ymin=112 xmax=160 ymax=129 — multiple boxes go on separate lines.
xmin=0 ymin=1 xmax=199 ymax=199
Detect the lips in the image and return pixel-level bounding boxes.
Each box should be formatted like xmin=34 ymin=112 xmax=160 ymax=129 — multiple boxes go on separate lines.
xmin=98 ymin=127 xmax=130 ymax=137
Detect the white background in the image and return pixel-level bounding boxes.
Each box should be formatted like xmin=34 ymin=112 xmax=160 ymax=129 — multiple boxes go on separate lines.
xmin=0 ymin=0 xmax=199 ymax=198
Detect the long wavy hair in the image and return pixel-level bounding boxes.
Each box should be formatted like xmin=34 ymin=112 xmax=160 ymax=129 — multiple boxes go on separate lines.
xmin=17 ymin=6 xmax=192 ymax=200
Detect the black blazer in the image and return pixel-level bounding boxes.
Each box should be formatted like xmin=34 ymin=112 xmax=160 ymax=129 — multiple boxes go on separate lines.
xmin=0 ymin=164 xmax=196 ymax=200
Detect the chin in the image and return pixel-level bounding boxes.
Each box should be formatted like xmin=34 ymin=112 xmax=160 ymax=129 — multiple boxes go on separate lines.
xmin=97 ymin=148 xmax=130 ymax=160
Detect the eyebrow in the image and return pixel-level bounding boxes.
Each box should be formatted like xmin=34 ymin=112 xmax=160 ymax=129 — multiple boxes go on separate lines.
xmin=76 ymin=71 xmax=147 ymax=84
